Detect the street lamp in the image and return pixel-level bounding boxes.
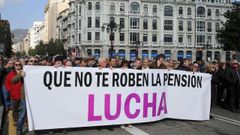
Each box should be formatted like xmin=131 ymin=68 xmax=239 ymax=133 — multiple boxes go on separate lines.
xmin=101 ymin=17 xmax=121 ymax=58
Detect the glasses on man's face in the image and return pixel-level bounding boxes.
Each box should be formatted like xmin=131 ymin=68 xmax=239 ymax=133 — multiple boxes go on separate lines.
xmin=30 ymin=60 xmax=37 ymax=63
xmin=233 ymin=63 xmax=238 ymax=65
xmin=14 ymin=64 xmax=22 ymax=67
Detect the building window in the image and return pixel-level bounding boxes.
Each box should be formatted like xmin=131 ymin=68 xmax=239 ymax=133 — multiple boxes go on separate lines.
xmin=187 ymin=35 xmax=192 ymax=44
xmin=96 ymin=2 xmax=100 ymax=10
xmin=78 ymin=19 xmax=81 ymax=30
xmin=130 ymin=18 xmax=140 ymax=29
xmin=88 ymin=17 xmax=92 ymax=28
xmin=120 ymin=18 xmax=125 ymax=29
xmin=78 ymin=33 xmax=81 ymax=43
xmin=164 ymin=34 xmax=173 ymax=43
xmin=215 ymin=22 xmax=220 ymax=32
xmin=197 ymin=7 xmax=205 ymax=17
xmin=207 ymin=9 xmax=211 ymax=16
xmin=131 ymin=2 xmax=140 ymax=13
xmin=95 ymin=32 xmax=100 ymax=40
xmin=187 ymin=21 xmax=191 ymax=31
xmin=87 ymin=32 xmax=91 ymax=40
xmin=179 ymin=21 xmax=183 ymax=31
xmin=178 ymin=35 xmax=183 ymax=43
xmin=164 ymin=20 xmax=173 ymax=30
xmin=197 ymin=21 xmax=205 ymax=32
xmin=164 ymin=6 xmax=173 ymax=16
xmin=152 ymin=19 xmax=157 ymax=30
xmin=215 ymin=9 xmax=220 ymax=17
xmin=95 ymin=17 xmax=100 ymax=28
xmin=143 ymin=19 xmax=148 ymax=29
xmin=120 ymin=3 xmax=125 ymax=11
xmin=88 ymin=2 xmax=92 ymax=10
xmin=153 ymin=5 xmax=157 ymax=13
xmin=179 ymin=7 xmax=183 ymax=15
xmin=187 ymin=7 xmax=191 ymax=15
xmin=207 ymin=36 xmax=212 ymax=44
xmin=143 ymin=4 xmax=148 ymax=13
xmin=120 ymin=33 xmax=125 ymax=41
xmin=152 ymin=34 xmax=157 ymax=43
xmin=130 ymin=32 xmax=140 ymax=43
xmin=143 ymin=34 xmax=148 ymax=42
xmin=110 ymin=3 xmax=115 ymax=11
xmin=197 ymin=35 xmax=205 ymax=46
xmin=207 ymin=22 xmax=212 ymax=32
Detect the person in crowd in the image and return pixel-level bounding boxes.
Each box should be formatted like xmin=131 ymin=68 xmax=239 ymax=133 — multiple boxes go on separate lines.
xmin=86 ymin=56 xmax=97 ymax=67
xmin=65 ymin=60 xmax=73 ymax=67
xmin=79 ymin=58 xmax=88 ymax=67
xmin=0 ymin=57 xmax=4 ymax=105
xmin=1 ymin=59 xmax=14 ymax=111
xmin=205 ymin=63 xmax=219 ymax=109
xmin=53 ymin=56 xmax=64 ymax=68
xmin=216 ymin=62 xmax=227 ymax=106
xmin=120 ymin=59 xmax=129 ymax=69
xmin=109 ymin=57 xmax=118 ymax=68
xmin=133 ymin=58 xmax=142 ymax=70
xmin=142 ymin=58 xmax=150 ymax=70
xmin=176 ymin=58 xmax=191 ymax=71
xmin=150 ymin=54 xmax=165 ymax=69
xmin=98 ymin=57 xmax=108 ymax=69
xmin=5 ymin=60 xmax=24 ymax=125
xmin=224 ymin=60 xmax=240 ymax=112
xmin=193 ymin=62 xmax=200 ymax=72
xmin=28 ymin=56 xmax=38 ymax=65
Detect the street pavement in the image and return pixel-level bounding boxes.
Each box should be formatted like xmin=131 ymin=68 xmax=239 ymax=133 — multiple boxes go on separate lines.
xmin=1 ymin=106 xmax=240 ymax=135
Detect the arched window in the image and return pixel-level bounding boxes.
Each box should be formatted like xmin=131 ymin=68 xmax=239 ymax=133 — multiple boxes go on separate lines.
xmin=143 ymin=4 xmax=148 ymax=13
xmin=164 ymin=6 xmax=173 ymax=16
xmin=187 ymin=7 xmax=191 ymax=15
xmin=120 ymin=3 xmax=125 ymax=11
xmin=164 ymin=50 xmax=171 ymax=60
xmin=152 ymin=19 xmax=157 ymax=30
xmin=153 ymin=5 xmax=157 ymax=13
xmin=88 ymin=2 xmax=92 ymax=10
xmin=110 ymin=3 xmax=115 ymax=11
xmin=179 ymin=7 xmax=183 ymax=15
xmin=197 ymin=7 xmax=205 ymax=17
xmin=95 ymin=2 xmax=100 ymax=10
xmin=207 ymin=9 xmax=211 ymax=16
xmin=142 ymin=50 xmax=149 ymax=59
xmin=215 ymin=9 xmax=220 ymax=17
xmin=131 ymin=2 xmax=140 ymax=13
xmin=177 ymin=50 xmax=184 ymax=61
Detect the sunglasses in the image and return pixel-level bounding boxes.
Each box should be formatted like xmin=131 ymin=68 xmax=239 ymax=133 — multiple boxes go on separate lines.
xmin=14 ymin=64 xmax=22 ymax=66
xmin=30 ymin=60 xmax=37 ymax=63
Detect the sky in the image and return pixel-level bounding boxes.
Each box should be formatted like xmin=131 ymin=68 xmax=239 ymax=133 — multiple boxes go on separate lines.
xmin=0 ymin=0 xmax=47 ymax=30
xmin=0 ymin=0 xmax=240 ymax=30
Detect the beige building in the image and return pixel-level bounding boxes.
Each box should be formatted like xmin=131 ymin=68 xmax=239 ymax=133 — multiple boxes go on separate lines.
xmin=43 ymin=0 xmax=69 ymax=43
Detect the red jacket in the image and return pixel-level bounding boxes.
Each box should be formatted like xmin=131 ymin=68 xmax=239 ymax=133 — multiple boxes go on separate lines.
xmin=5 ymin=71 xmax=23 ymax=100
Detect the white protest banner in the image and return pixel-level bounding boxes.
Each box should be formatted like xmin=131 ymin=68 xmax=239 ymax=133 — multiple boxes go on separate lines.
xmin=23 ymin=66 xmax=211 ymax=131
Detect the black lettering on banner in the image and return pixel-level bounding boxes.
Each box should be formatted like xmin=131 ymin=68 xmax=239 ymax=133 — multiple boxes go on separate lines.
xmin=136 ymin=73 xmax=142 ymax=87
xmin=112 ymin=73 xmax=119 ymax=87
xmin=163 ymin=73 xmax=168 ymax=86
xmin=95 ymin=72 xmax=102 ymax=87
xmin=143 ymin=73 xmax=149 ymax=86
xmin=54 ymin=71 xmax=62 ymax=87
xmin=181 ymin=74 xmax=187 ymax=87
xmin=197 ymin=76 xmax=202 ymax=88
xmin=84 ymin=72 xmax=92 ymax=87
xmin=168 ymin=73 xmax=174 ymax=86
xmin=64 ymin=71 xmax=71 ymax=87
xmin=43 ymin=71 xmax=52 ymax=90
xmin=174 ymin=74 xmax=181 ymax=86
xmin=120 ymin=73 xmax=127 ymax=87
xmin=75 ymin=72 xmax=83 ymax=87
xmin=187 ymin=75 xmax=191 ymax=87
xmin=102 ymin=72 xmax=109 ymax=87
xmin=129 ymin=73 xmax=135 ymax=87
xmin=191 ymin=75 xmax=196 ymax=88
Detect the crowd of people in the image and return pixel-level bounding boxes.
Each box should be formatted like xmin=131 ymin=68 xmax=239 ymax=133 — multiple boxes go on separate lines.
xmin=0 ymin=54 xmax=240 ymax=134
